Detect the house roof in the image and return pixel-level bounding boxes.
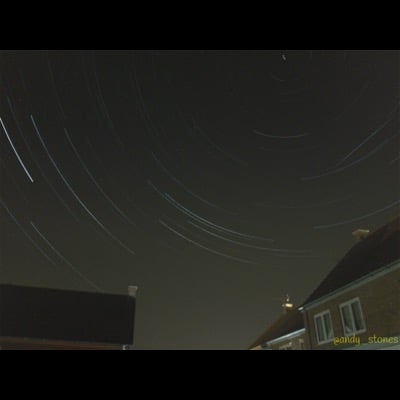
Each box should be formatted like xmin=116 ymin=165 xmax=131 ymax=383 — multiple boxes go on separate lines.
xmin=305 ymin=216 xmax=400 ymax=306
xmin=0 ymin=284 xmax=136 ymax=346
xmin=249 ymin=308 xmax=304 ymax=349
xmin=249 ymin=216 xmax=400 ymax=350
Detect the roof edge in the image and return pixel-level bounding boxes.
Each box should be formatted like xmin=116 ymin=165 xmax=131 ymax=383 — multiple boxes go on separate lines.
xmin=303 ymin=258 xmax=400 ymax=310
xmin=0 ymin=336 xmax=126 ymax=348
xmin=266 ymin=328 xmax=306 ymax=346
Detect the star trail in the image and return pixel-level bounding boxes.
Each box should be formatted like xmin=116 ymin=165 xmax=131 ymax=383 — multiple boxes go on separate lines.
xmin=1 ymin=50 xmax=399 ymax=349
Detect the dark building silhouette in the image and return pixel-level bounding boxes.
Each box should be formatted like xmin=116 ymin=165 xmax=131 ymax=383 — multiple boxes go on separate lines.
xmin=0 ymin=284 xmax=137 ymax=350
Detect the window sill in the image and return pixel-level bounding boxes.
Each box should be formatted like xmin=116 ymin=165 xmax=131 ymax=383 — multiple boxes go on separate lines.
xmin=343 ymin=329 xmax=366 ymax=337
xmin=317 ymin=339 xmax=334 ymax=346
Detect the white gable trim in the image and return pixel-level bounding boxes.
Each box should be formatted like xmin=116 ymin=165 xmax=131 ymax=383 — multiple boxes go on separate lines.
xmin=267 ymin=328 xmax=305 ymax=346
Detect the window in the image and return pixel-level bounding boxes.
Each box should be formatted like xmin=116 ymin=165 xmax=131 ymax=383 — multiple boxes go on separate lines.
xmin=340 ymin=298 xmax=366 ymax=336
xmin=314 ymin=311 xmax=334 ymax=345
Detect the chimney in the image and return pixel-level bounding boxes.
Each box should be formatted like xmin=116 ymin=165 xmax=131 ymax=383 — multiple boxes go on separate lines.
xmin=282 ymin=294 xmax=294 ymax=315
xmin=352 ymin=229 xmax=370 ymax=242
xmin=123 ymin=286 xmax=139 ymax=351
xmin=128 ymin=286 xmax=138 ymax=298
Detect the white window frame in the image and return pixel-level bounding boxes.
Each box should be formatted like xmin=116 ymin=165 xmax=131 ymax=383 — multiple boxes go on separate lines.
xmin=339 ymin=297 xmax=366 ymax=337
xmin=314 ymin=310 xmax=334 ymax=345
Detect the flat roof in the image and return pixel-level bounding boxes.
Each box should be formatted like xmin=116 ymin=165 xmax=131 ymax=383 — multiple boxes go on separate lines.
xmin=0 ymin=284 xmax=136 ymax=345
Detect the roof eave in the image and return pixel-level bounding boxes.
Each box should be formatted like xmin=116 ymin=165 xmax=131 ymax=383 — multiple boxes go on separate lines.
xmin=303 ymin=259 xmax=400 ymax=311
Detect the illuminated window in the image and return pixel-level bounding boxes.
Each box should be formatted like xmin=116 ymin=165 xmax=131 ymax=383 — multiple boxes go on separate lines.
xmin=340 ymin=298 xmax=366 ymax=336
xmin=314 ymin=311 xmax=334 ymax=345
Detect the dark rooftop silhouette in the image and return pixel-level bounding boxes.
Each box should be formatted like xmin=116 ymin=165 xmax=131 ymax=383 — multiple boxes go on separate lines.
xmin=249 ymin=308 xmax=304 ymax=349
xmin=305 ymin=216 xmax=400 ymax=305
xmin=0 ymin=284 xmax=136 ymax=346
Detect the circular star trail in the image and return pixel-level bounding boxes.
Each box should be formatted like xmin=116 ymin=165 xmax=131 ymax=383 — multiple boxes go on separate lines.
xmin=1 ymin=50 xmax=399 ymax=349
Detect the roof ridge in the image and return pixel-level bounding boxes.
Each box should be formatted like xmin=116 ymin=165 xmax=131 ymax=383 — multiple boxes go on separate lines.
xmin=304 ymin=216 xmax=400 ymax=305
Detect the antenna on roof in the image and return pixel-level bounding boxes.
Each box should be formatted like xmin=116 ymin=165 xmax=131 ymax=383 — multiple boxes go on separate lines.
xmin=128 ymin=286 xmax=138 ymax=298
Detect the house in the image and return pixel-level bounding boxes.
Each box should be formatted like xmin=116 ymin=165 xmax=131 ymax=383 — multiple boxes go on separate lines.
xmin=249 ymin=297 xmax=306 ymax=350
xmin=302 ymin=216 xmax=400 ymax=350
xmin=0 ymin=284 xmax=137 ymax=350
xmin=250 ymin=216 xmax=400 ymax=350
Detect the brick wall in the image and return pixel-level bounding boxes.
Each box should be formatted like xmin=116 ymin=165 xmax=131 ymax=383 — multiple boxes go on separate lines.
xmin=304 ymin=267 xmax=400 ymax=350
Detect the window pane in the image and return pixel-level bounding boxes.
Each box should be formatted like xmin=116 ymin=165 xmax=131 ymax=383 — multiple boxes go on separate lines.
xmin=323 ymin=313 xmax=333 ymax=339
xmin=316 ymin=316 xmax=325 ymax=342
xmin=341 ymin=305 xmax=354 ymax=335
xmin=351 ymin=301 xmax=365 ymax=331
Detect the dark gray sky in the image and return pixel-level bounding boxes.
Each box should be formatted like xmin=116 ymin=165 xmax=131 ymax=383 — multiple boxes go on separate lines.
xmin=1 ymin=50 xmax=399 ymax=349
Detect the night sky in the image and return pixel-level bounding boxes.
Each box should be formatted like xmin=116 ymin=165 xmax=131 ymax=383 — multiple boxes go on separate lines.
xmin=1 ymin=50 xmax=399 ymax=349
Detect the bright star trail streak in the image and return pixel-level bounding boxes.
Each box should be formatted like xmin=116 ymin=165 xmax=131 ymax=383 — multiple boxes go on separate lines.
xmin=6 ymin=98 xmax=80 ymax=221
xmin=187 ymin=220 xmax=310 ymax=254
xmin=193 ymin=123 xmax=248 ymax=167
xmin=64 ymin=128 xmax=136 ymax=227
xmin=303 ymin=134 xmax=399 ymax=181
xmin=335 ymin=103 xmax=399 ymax=167
xmin=30 ymin=221 xmax=102 ymax=291
xmin=30 ymin=115 xmax=136 ymax=256
xmin=0 ymin=200 xmax=58 ymax=268
xmin=148 ymin=180 xmax=275 ymax=244
xmin=314 ymin=200 xmax=400 ymax=230
xmin=151 ymin=151 xmax=231 ymax=213
xmin=253 ymin=130 xmax=310 ymax=140
xmin=0 ymin=117 xmax=34 ymax=183
xmin=159 ymin=219 xmax=257 ymax=265
xmin=1 ymin=50 xmax=399 ymax=350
